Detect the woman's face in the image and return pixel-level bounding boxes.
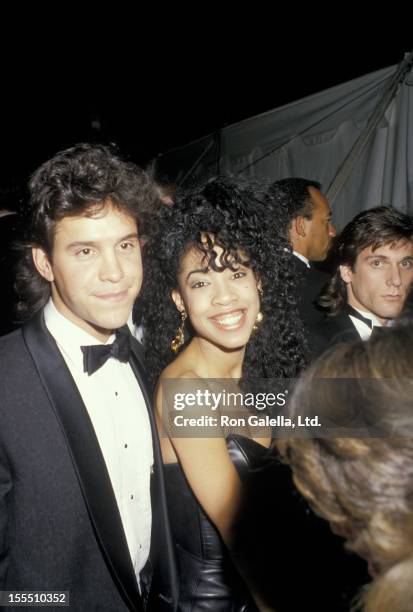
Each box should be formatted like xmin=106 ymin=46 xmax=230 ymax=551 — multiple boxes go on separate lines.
xmin=172 ymin=245 xmax=261 ymax=351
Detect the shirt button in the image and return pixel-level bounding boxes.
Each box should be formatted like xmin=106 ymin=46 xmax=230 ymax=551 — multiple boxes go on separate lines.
xmin=124 ymin=444 xmax=128 ymax=448
xmin=131 ymin=494 xmax=134 ymax=500
xmin=115 ymin=391 xmax=118 ymax=396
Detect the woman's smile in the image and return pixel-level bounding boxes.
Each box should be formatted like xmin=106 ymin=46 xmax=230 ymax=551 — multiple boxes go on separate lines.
xmin=208 ymin=309 xmax=247 ymax=330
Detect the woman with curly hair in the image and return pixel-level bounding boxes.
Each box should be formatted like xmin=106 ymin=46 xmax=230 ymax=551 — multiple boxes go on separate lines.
xmin=139 ymin=175 xmax=306 ymax=610
xmin=278 ymin=324 xmax=413 ymax=612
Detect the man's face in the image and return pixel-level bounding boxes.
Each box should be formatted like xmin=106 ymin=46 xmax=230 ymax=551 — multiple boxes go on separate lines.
xmin=33 ymin=203 xmax=142 ymax=341
xmin=303 ymin=187 xmax=336 ymax=261
xmin=340 ymin=241 xmax=413 ymax=325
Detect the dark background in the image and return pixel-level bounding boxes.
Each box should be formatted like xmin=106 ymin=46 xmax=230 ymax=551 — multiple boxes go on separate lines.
xmin=1 ymin=31 xmax=411 ymax=210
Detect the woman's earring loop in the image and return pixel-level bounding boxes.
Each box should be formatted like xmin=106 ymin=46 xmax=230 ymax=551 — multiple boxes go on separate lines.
xmin=171 ymin=310 xmax=187 ymax=353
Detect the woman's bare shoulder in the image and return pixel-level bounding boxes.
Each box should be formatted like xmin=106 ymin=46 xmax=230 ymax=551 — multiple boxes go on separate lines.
xmin=155 ymin=356 xmax=202 ymax=413
xmin=159 ymin=355 xmax=201 ymax=381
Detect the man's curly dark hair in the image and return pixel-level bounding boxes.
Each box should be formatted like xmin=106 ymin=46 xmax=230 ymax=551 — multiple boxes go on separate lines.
xmin=15 ymin=143 xmax=159 ymax=320
xmin=139 ymin=175 xmax=307 ymax=384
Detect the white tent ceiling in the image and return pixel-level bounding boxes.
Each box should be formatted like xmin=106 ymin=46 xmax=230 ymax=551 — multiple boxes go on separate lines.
xmin=155 ymin=52 xmax=413 ymax=229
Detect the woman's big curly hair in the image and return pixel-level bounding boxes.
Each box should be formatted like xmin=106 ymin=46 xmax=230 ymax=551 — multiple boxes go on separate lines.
xmin=139 ymin=175 xmax=307 ymax=385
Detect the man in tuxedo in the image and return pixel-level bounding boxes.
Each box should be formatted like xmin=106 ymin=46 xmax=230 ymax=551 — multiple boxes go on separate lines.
xmin=268 ymin=178 xmax=336 ymax=329
xmin=0 ymin=208 xmax=19 ymax=335
xmin=310 ymin=206 xmax=413 ymax=359
xmin=0 ymin=144 xmax=178 ymax=610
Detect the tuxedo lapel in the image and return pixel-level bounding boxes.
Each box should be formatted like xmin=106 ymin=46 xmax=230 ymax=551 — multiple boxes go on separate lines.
xmin=291 ymin=253 xmax=308 ymax=277
xmin=129 ymin=338 xmax=179 ymax=610
xmin=335 ymin=310 xmax=362 ymax=337
xmin=308 ymin=309 xmax=361 ymax=361
xmin=22 ymin=311 xmax=143 ymax=612
xmin=290 ymin=254 xmax=331 ymax=330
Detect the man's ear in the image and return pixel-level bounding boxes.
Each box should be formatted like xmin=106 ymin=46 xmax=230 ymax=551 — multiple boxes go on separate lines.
xmin=339 ymin=264 xmax=352 ymax=284
xmin=171 ymin=289 xmax=185 ymax=314
xmin=293 ymin=215 xmax=307 ymax=238
xmin=32 ymin=247 xmax=54 ymax=282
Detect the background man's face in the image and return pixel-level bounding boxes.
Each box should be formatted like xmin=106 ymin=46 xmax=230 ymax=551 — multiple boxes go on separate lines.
xmin=340 ymin=241 xmax=413 ymax=324
xmin=33 ymin=203 xmax=142 ymax=341
xmin=304 ymin=187 xmax=336 ymax=261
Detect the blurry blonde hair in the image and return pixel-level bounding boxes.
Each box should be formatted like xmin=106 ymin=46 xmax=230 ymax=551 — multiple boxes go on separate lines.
xmin=278 ymin=326 xmax=413 ymax=612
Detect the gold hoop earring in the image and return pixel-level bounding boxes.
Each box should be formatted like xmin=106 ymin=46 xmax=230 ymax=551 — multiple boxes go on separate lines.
xmin=252 ymin=311 xmax=264 ymax=333
xmin=171 ymin=310 xmax=187 ymax=353
xmin=252 ymin=285 xmax=264 ymax=332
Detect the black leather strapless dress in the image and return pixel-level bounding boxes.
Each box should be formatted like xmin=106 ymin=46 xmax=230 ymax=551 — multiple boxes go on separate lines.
xmin=163 ymin=435 xmax=267 ymax=611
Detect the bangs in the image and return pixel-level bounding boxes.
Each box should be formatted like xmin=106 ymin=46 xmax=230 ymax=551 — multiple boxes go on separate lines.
xmin=190 ymin=233 xmax=251 ymax=272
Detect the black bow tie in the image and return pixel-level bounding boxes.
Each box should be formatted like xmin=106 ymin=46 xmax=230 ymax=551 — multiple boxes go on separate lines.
xmin=81 ymin=325 xmax=131 ymax=375
xmin=344 ymin=304 xmax=373 ymax=329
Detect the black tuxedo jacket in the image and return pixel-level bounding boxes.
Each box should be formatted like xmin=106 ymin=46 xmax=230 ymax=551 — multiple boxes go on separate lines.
xmin=308 ymin=309 xmax=360 ymax=361
xmin=291 ymin=256 xmax=330 ymax=329
xmin=0 ymin=311 xmax=178 ymax=611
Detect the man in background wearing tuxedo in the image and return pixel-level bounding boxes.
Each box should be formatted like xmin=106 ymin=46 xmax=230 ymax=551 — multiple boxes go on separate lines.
xmin=310 ymin=206 xmax=413 ymax=359
xmin=0 ymin=144 xmax=177 ymax=611
xmin=268 ymin=178 xmax=336 ymax=330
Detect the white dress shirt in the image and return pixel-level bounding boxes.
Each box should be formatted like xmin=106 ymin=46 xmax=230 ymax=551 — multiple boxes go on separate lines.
xmin=44 ymin=299 xmax=153 ymax=583
xmin=349 ymin=306 xmax=383 ymax=341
